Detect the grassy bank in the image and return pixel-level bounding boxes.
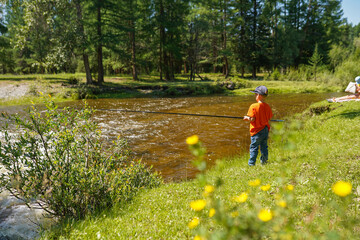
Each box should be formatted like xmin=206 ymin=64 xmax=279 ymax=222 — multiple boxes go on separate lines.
xmin=42 ymin=100 xmax=360 ymax=239
xmin=0 ymin=73 xmax=343 ymax=107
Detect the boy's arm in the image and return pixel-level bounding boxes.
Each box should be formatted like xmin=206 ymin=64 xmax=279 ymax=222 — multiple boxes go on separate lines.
xmin=243 ymin=116 xmax=255 ymax=122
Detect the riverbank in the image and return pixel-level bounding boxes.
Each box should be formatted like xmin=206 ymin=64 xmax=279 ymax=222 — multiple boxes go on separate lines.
xmin=42 ymin=100 xmax=360 ymax=239
xmin=0 ymin=73 xmax=342 ymax=107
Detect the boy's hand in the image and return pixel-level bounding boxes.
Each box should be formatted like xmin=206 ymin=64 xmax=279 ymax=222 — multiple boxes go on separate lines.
xmin=243 ymin=116 xmax=254 ymax=122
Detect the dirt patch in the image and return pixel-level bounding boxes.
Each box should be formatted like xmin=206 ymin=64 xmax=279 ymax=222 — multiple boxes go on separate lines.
xmin=0 ymin=83 xmax=29 ymax=99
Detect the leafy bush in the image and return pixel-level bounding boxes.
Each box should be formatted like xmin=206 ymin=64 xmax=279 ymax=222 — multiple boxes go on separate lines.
xmin=73 ymin=84 xmax=95 ymax=100
xmin=68 ymin=76 xmax=80 ymax=85
xmin=270 ymin=68 xmax=281 ymax=81
xmin=334 ymin=60 xmax=360 ymax=87
xmin=285 ymin=65 xmax=312 ymax=81
xmin=0 ymin=96 xmax=161 ymax=220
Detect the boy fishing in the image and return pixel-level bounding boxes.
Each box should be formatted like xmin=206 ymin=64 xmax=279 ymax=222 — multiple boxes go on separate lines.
xmin=243 ymin=86 xmax=273 ymax=166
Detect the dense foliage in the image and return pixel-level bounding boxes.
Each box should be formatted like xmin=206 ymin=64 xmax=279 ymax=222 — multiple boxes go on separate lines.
xmin=0 ymin=96 xmax=161 ymax=219
xmin=1 ymin=0 xmax=359 ymax=82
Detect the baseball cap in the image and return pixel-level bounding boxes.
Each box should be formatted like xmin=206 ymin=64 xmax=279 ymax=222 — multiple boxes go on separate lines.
xmin=355 ymin=76 xmax=360 ymax=84
xmin=250 ymin=85 xmax=268 ymax=96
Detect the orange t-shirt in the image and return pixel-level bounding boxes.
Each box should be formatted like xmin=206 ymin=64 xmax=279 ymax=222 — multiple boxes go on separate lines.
xmin=247 ymin=102 xmax=273 ymax=136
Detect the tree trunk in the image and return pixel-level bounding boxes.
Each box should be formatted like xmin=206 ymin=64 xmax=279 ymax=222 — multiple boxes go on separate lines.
xmin=97 ymin=1 xmax=104 ymax=85
xmin=159 ymin=0 xmax=164 ymax=81
xmin=252 ymin=0 xmax=257 ymax=79
xmin=129 ymin=20 xmax=138 ymax=80
xmin=212 ymin=20 xmax=218 ymax=73
xmin=83 ymin=54 xmax=92 ymax=84
xmin=189 ymin=63 xmax=194 ymax=81
xmin=129 ymin=0 xmax=138 ymax=81
xmin=252 ymin=65 xmax=256 ymax=79
xmin=74 ymin=0 xmax=93 ymax=84
xmin=222 ymin=0 xmax=229 ymax=78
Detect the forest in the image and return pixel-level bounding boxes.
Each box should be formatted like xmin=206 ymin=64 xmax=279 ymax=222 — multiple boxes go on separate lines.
xmin=0 ymin=0 xmax=360 ymax=86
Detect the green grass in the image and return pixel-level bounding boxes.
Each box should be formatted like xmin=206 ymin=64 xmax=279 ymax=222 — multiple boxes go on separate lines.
xmin=0 ymin=73 xmax=343 ymax=107
xmin=42 ymin=100 xmax=360 ymax=239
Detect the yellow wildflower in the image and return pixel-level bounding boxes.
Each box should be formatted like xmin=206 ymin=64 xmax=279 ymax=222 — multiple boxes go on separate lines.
xmin=332 ymin=181 xmax=352 ymax=197
xmin=249 ymin=179 xmax=261 ymax=187
xmin=190 ymin=199 xmax=206 ymax=211
xmin=194 ymin=235 xmax=205 ymax=240
xmin=231 ymin=211 xmax=239 ymax=218
xmin=188 ymin=217 xmax=200 ymax=229
xmin=204 ymin=185 xmax=215 ymax=193
xmin=287 ymin=184 xmax=294 ymax=191
xmin=277 ymin=200 xmax=287 ymax=208
xmin=186 ymin=135 xmax=199 ymax=145
xmin=209 ymin=208 xmax=216 ymax=218
xmin=203 ymin=185 xmax=215 ymax=197
xmin=194 ymin=236 xmax=204 ymax=240
xmin=233 ymin=192 xmax=248 ymax=203
xmin=258 ymin=209 xmax=273 ymax=222
xmin=260 ymin=184 xmax=271 ymax=191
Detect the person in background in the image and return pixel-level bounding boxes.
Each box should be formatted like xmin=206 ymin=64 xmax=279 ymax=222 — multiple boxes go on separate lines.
xmin=328 ymin=76 xmax=360 ymax=102
xmin=243 ymin=86 xmax=273 ymax=166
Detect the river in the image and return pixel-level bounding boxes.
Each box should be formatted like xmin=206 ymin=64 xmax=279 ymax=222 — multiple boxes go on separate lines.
xmin=0 ymin=92 xmax=342 ymax=239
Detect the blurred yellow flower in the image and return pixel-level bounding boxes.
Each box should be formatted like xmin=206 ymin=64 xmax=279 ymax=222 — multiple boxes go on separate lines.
xmin=332 ymin=181 xmax=352 ymax=197
xmin=186 ymin=135 xmax=199 ymax=145
xmin=194 ymin=236 xmax=204 ymax=240
xmin=260 ymin=184 xmax=271 ymax=191
xmin=188 ymin=217 xmax=200 ymax=229
xmin=190 ymin=199 xmax=206 ymax=211
xmin=209 ymin=208 xmax=216 ymax=218
xmin=249 ymin=179 xmax=261 ymax=187
xmin=233 ymin=192 xmax=248 ymax=203
xmin=277 ymin=200 xmax=287 ymax=208
xmin=258 ymin=209 xmax=273 ymax=222
xmin=231 ymin=211 xmax=239 ymax=218
xmin=203 ymin=185 xmax=215 ymax=197
xmin=287 ymin=184 xmax=294 ymax=191
xmin=204 ymin=185 xmax=215 ymax=193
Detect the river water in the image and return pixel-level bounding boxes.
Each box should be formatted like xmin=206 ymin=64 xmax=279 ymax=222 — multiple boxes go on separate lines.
xmin=0 ymin=92 xmax=342 ymax=239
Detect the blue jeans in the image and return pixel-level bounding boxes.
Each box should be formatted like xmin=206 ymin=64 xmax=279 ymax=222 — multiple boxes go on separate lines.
xmin=248 ymin=127 xmax=269 ymax=166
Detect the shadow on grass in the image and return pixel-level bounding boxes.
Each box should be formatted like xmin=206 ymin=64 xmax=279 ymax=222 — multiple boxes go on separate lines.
xmin=328 ymin=111 xmax=360 ymax=119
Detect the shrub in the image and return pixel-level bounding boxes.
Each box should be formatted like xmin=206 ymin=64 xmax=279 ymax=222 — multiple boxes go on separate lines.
xmin=27 ymin=83 xmax=39 ymax=96
xmin=73 ymin=84 xmax=95 ymax=100
xmin=270 ymin=68 xmax=281 ymax=81
xmin=334 ymin=60 xmax=360 ymax=87
xmin=0 ymin=96 xmax=161 ymax=220
xmin=68 ymin=76 xmax=80 ymax=85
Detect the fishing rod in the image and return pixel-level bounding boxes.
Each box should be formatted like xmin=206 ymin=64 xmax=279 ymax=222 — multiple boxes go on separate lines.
xmin=94 ymin=108 xmax=285 ymax=122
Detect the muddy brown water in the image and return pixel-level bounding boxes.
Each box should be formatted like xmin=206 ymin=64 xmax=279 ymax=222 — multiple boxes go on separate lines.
xmin=0 ymin=92 xmax=344 ymax=239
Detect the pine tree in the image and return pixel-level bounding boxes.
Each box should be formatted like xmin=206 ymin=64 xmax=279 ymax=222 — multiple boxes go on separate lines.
xmin=309 ymin=43 xmax=323 ymax=81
